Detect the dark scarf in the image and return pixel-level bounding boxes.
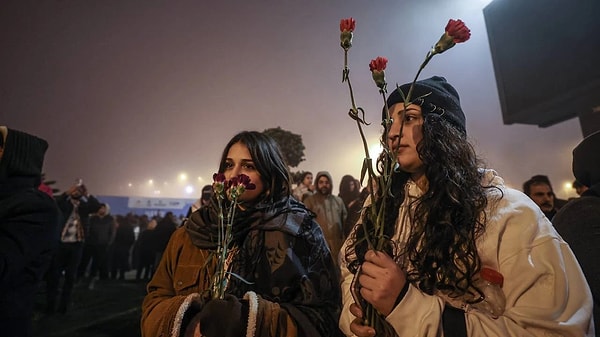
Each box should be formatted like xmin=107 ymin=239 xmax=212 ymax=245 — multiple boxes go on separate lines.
xmin=184 ymin=196 xmax=310 ymax=250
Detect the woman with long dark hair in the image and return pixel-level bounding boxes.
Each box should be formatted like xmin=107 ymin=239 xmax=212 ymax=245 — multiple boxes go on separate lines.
xmin=338 ymin=175 xmax=362 ymax=238
xmin=142 ymin=131 xmax=341 ymax=337
xmin=340 ymin=77 xmax=594 ymax=337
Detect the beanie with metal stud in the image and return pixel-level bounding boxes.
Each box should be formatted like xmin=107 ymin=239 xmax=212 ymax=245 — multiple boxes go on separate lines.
xmin=384 ymin=76 xmax=466 ymax=135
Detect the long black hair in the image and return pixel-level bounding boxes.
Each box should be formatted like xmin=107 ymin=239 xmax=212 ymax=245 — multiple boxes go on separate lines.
xmin=339 ymin=174 xmax=360 ymax=206
xmin=218 ymin=131 xmax=292 ymax=204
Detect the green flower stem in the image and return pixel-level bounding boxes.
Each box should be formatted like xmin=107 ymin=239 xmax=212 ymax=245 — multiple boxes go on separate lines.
xmin=212 ymin=197 xmax=225 ymax=299
xmin=343 ymin=50 xmax=377 ymax=250
xmin=212 ymin=194 xmax=241 ymax=300
xmin=343 ymin=50 xmax=369 ymax=158
xmin=406 ymin=51 xmax=434 ymax=104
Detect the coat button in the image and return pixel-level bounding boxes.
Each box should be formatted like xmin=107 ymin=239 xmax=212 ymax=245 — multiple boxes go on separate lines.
xmin=177 ymin=281 xmax=182 ymax=286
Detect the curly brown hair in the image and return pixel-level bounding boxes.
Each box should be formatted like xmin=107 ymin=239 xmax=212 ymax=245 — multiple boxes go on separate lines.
xmin=345 ymin=112 xmax=500 ymax=300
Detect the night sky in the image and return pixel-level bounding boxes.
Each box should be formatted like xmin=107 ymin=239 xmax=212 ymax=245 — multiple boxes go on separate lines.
xmin=0 ymin=0 xmax=585 ymax=199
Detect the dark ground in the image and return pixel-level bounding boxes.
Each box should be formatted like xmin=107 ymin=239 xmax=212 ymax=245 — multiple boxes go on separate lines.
xmin=31 ymin=271 xmax=147 ymax=337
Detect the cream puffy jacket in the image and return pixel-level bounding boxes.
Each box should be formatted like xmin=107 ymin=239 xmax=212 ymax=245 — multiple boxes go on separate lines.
xmin=339 ymin=170 xmax=594 ymax=337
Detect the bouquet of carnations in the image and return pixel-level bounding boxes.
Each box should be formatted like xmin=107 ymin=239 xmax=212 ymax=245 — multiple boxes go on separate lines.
xmin=209 ymin=172 xmax=255 ymax=300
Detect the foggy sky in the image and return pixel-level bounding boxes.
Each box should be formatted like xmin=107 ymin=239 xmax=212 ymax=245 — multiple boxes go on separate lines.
xmin=0 ymin=0 xmax=585 ymax=200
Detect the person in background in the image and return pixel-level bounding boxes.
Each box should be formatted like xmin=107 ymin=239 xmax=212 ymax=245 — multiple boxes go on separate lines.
xmin=522 ymin=174 xmax=566 ymax=220
xmin=553 ymin=130 xmax=600 ymax=333
xmin=338 ymin=174 xmax=362 ymax=238
xmin=292 ymin=171 xmax=315 ymax=202
xmin=46 ymin=180 xmax=101 ymax=313
xmin=79 ymin=203 xmax=115 ymax=283
xmin=340 ymin=76 xmax=594 ymax=336
xmin=110 ymin=214 xmax=136 ymax=280
xmin=304 ymin=171 xmax=347 ymax=265
xmin=151 ymin=211 xmax=178 ymax=270
xmin=134 ymin=218 xmax=157 ymax=281
xmin=141 ymin=131 xmax=341 ymax=337
xmin=185 ymin=185 xmax=213 ymax=218
xmin=0 ymin=126 xmax=60 ymax=337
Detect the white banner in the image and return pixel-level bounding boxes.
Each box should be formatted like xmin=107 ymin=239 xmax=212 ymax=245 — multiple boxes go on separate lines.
xmin=127 ymin=197 xmax=194 ymax=210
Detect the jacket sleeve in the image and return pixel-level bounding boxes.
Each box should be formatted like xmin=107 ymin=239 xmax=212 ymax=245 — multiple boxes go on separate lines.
xmin=55 ymin=193 xmax=71 ymax=220
xmin=82 ymin=195 xmax=102 ymax=216
xmin=141 ymin=230 xmax=204 ymax=337
xmin=0 ymin=191 xmax=59 ymax=288
xmin=340 ymin=190 xmax=595 ymax=337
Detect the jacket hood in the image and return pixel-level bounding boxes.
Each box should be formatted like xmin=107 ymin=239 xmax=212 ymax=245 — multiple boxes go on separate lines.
xmin=572 ymin=130 xmax=600 ymax=188
xmin=315 ymin=171 xmax=334 ymax=193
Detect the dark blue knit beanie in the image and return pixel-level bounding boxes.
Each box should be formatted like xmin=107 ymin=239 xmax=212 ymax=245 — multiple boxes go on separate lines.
xmin=385 ymin=76 xmax=466 ymax=135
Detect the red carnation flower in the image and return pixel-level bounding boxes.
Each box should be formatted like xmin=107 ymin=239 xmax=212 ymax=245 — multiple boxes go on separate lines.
xmin=369 ymin=57 xmax=388 ymax=90
xmin=339 ymin=17 xmax=356 ymax=32
xmin=369 ymin=56 xmax=388 ymax=72
xmin=445 ymin=19 xmax=471 ymax=43
xmin=433 ymin=19 xmax=471 ymax=54
xmin=213 ymin=173 xmax=226 ymax=183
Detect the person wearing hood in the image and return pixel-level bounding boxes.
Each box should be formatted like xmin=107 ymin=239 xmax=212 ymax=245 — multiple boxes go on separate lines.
xmin=141 ymin=131 xmax=342 ymax=337
xmin=304 ymin=171 xmax=347 ymax=266
xmin=0 ymin=126 xmax=60 ymax=337
xmin=553 ymin=130 xmax=600 ymax=332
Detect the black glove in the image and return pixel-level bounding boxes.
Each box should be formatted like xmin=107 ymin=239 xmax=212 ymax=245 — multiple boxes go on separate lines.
xmin=197 ymin=294 xmax=247 ymax=337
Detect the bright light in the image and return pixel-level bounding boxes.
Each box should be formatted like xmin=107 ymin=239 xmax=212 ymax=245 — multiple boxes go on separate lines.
xmin=127 ymin=183 xmax=132 ymax=188
xmin=185 ymin=185 xmax=194 ymax=194
xmin=369 ymin=142 xmax=383 ymax=161
xmin=179 ymin=173 xmax=188 ymax=182
xmin=562 ymin=181 xmax=577 ymax=199
xmin=153 ymin=190 xmax=161 ymax=195
xmin=197 ymin=176 xmax=204 ymax=182
xmin=148 ymin=179 xmax=154 ymax=185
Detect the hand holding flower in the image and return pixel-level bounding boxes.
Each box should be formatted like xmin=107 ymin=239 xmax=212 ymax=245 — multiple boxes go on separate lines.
xmin=359 ymin=250 xmax=406 ymax=316
xmin=189 ymin=295 xmax=244 ymax=337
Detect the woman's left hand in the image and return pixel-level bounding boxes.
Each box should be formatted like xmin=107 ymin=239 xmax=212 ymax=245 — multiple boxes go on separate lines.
xmin=359 ymin=249 xmax=406 ymax=316
xmin=349 ymin=302 xmax=376 ymax=337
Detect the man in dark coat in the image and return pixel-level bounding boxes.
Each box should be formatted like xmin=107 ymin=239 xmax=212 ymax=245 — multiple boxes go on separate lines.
xmin=553 ymin=130 xmax=600 ymax=333
xmin=0 ymin=126 xmax=60 ymax=337
xmin=45 ymin=180 xmax=101 ymax=313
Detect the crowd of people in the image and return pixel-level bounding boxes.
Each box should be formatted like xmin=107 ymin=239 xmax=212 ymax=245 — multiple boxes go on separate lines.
xmin=2 ymin=77 xmax=598 ymax=337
